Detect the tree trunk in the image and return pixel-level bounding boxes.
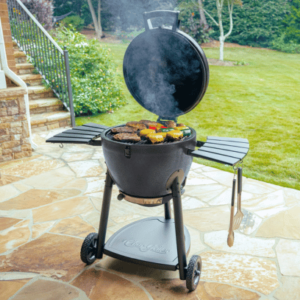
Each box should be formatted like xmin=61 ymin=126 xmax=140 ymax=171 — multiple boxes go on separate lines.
xmin=97 ymin=0 xmax=103 ymax=38
xmin=198 ymin=0 xmax=208 ymax=29
xmin=217 ymin=0 xmax=224 ymax=61
xmin=87 ymin=0 xmax=102 ymax=39
xmin=219 ymin=37 xmax=224 ymax=61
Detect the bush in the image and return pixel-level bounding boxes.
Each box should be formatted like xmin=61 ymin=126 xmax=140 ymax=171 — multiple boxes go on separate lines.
xmin=271 ymin=34 xmax=300 ymax=53
xmin=21 ymin=0 xmax=53 ymax=30
xmin=204 ymin=0 xmax=289 ymax=48
xmin=53 ymin=25 xmax=125 ymax=116
xmin=282 ymin=0 xmax=300 ymax=44
xmin=61 ymin=15 xmax=85 ymax=31
xmin=176 ymin=1 xmax=209 ymax=44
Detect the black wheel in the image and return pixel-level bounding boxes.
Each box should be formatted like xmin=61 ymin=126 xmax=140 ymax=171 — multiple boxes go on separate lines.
xmin=186 ymin=255 xmax=202 ymax=291
xmin=80 ymin=233 xmax=98 ymax=265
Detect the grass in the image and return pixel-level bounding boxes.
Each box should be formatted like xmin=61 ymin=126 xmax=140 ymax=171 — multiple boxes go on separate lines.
xmin=76 ymin=43 xmax=300 ymax=190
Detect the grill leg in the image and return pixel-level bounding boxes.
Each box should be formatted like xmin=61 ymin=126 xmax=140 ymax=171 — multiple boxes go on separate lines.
xmin=172 ymin=176 xmax=187 ymax=280
xmin=97 ymin=171 xmax=114 ymax=259
xmin=164 ymin=202 xmax=171 ymax=220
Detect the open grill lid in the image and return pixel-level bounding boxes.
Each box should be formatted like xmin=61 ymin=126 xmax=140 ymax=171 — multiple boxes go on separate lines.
xmin=123 ymin=10 xmax=209 ymax=120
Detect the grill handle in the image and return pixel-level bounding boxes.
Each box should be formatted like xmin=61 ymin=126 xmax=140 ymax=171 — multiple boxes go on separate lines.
xmin=143 ymin=10 xmax=180 ymax=31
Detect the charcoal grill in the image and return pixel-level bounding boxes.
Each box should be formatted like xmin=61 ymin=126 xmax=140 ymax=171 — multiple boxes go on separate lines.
xmin=46 ymin=10 xmax=249 ymax=291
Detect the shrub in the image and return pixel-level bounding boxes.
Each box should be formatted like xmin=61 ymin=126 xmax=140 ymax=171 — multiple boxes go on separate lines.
xmin=271 ymin=34 xmax=300 ymax=53
xmin=53 ymin=25 xmax=125 ymax=116
xmin=204 ymin=0 xmax=289 ymax=48
xmin=176 ymin=1 xmax=209 ymax=44
xmin=21 ymin=0 xmax=53 ymax=30
xmin=282 ymin=0 xmax=300 ymax=44
xmin=62 ymin=15 xmax=85 ymax=31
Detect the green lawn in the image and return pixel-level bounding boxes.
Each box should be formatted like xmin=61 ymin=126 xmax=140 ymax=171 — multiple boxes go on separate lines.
xmin=77 ymin=43 xmax=300 ymax=190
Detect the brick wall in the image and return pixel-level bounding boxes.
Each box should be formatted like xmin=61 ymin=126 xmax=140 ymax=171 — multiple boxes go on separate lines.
xmin=0 ymin=0 xmax=17 ymax=73
xmin=0 ymin=88 xmax=32 ymax=162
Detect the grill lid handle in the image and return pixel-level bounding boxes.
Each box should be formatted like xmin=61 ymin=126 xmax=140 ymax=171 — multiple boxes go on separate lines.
xmin=143 ymin=10 xmax=180 ymax=31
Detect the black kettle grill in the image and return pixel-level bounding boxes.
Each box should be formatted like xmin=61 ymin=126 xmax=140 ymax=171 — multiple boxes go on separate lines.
xmin=47 ymin=10 xmax=249 ymax=291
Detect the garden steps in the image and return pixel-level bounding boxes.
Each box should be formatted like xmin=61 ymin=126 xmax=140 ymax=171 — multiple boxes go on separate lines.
xmin=19 ymin=74 xmax=42 ymax=86
xmin=14 ymin=51 xmax=27 ymax=64
xmin=29 ymin=99 xmax=64 ymax=114
xmin=12 ymin=46 xmax=71 ymax=132
xmin=30 ymin=111 xmax=71 ymax=133
xmin=16 ymin=63 xmax=35 ymax=75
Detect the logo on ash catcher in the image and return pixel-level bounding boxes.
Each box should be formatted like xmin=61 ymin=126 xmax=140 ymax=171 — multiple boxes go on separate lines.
xmin=123 ymin=240 xmax=170 ymax=254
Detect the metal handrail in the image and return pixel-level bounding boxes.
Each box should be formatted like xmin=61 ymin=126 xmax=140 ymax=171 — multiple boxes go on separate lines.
xmin=7 ymin=0 xmax=75 ymax=127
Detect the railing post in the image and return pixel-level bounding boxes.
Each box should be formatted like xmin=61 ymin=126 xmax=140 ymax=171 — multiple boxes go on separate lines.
xmin=63 ymin=46 xmax=75 ymax=128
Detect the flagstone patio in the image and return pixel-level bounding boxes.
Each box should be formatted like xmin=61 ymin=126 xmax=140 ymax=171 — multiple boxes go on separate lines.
xmin=0 ymin=127 xmax=300 ymax=300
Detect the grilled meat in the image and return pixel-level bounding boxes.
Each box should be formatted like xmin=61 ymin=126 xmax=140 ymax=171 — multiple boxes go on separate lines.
xmin=165 ymin=121 xmax=176 ymax=128
xmin=111 ymin=126 xmax=137 ymax=133
xmin=177 ymin=123 xmax=186 ymax=127
xmin=126 ymin=121 xmax=147 ymax=130
xmin=113 ymin=133 xmax=141 ymax=142
xmin=139 ymin=120 xmax=159 ymax=128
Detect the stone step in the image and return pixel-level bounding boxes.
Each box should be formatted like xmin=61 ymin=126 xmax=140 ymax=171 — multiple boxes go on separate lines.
xmin=16 ymin=63 xmax=35 ymax=75
xmin=27 ymin=86 xmax=54 ymax=100
xmin=14 ymin=51 xmax=27 ymax=64
xmin=30 ymin=111 xmax=71 ymax=133
xmin=29 ymin=98 xmax=64 ymax=114
xmin=19 ymin=74 xmax=42 ymax=86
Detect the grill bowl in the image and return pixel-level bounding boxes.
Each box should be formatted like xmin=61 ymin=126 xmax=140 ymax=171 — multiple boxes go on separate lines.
xmin=101 ymin=126 xmax=197 ymax=198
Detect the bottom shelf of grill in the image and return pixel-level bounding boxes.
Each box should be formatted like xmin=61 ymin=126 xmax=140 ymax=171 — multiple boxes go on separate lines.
xmin=103 ymin=217 xmax=190 ymax=271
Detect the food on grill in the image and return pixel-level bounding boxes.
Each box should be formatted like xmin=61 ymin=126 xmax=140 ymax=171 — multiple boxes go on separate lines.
xmin=111 ymin=126 xmax=137 ymax=133
xmin=126 ymin=121 xmax=147 ymax=130
xmin=159 ymin=128 xmax=175 ymax=133
xmin=140 ymin=129 xmax=156 ymax=137
xmin=165 ymin=121 xmax=176 ymax=128
xmin=177 ymin=123 xmax=186 ymax=127
xmin=147 ymin=133 xmax=165 ymax=144
xmin=181 ymin=129 xmax=192 ymax=137
xmin=139 ymin=120 xmax=159 ymax=128
xmin=113 ymin=133 xmax=141 ymax=142
xmin=167 ymin=130 xmax=183 ymax=141
xmin=160 ymin=132 xmax=167 ymax=139
xmin=175 ymin=126 xmax=189 ymax=131
xmin=156 ymin=123 xmax=165 ymax=130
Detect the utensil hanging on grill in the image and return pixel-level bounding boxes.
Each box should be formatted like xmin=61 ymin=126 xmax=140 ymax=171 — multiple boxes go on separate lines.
xmin=227 ymin=177 xmax=236 ymax=247
xmin=233 ymin=167 xmax=244 ymax=230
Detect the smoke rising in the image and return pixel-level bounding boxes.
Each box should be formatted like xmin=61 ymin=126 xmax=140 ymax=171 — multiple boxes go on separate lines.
xmin=124 ymin=19 xmax=204 ymax=119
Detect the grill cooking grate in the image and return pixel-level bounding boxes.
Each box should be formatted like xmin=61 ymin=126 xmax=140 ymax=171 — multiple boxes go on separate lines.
xmin=106 ymin=130 xmax=188 ymax=145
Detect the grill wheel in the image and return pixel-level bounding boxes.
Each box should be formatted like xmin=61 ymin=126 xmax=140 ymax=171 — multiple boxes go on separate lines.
xmin=186 ymin=255 xmax=202 ymax=291
xmin=80 ymin=233 xmax=98 ymax=265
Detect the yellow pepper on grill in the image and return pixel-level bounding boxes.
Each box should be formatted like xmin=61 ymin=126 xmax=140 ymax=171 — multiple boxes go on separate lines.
xmin=167 ymin=130 xmax=183 ymax=141
xmin=175 ymin=126 xmax=189 ymax=131
xmin=139 ymin=129 xmax=156 ymax=137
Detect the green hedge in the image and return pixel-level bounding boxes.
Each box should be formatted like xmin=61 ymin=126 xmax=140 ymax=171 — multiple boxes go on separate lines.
xmin=53 ymin=26 xmax=125 ymax=116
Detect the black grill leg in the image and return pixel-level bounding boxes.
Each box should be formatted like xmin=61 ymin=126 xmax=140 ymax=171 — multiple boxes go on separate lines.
xmin=97 ymin=171 xmax=114 ymax=259
xmin=172 ymin=177 xmax=187 ymax=280
xmin=164 ymin=202 xmax=171 ymax=220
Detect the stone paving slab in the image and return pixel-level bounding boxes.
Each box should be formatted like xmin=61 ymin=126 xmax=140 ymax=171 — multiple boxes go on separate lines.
xmin=0 ymin=128 xmax=299 ymax=299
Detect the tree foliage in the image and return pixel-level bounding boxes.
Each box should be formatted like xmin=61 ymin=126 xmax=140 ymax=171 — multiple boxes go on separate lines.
xmin=176 ymin=0 xmax=209 ymax=43
xmin=283 ymin=0 xmax=300 ymax=43
xmin=21 ymin=0 xmax=53 ymax=30
xmin=204 ymin=0 xmax=289 ymax=47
